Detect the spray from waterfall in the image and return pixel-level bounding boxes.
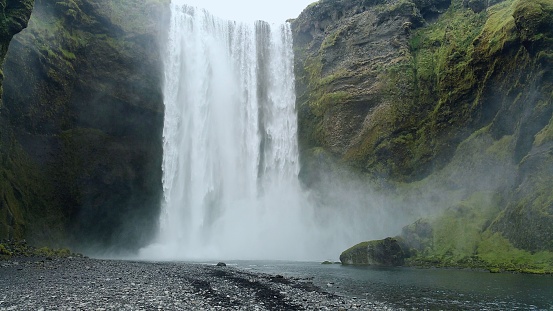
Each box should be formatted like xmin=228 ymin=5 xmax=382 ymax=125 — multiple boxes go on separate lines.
xmin=137 ymin=3 xmax=306 ymax=260
xmin=138 ymin=3 xmax=412 ymax=261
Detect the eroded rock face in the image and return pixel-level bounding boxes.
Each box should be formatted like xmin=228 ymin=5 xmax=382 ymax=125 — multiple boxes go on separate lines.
xmin=292 ymin=0 xmax=552 ymax=182
xmin=298 ymin=0 xmax=553 ymax=266
xmin=292 ymin=0 xmax=426 ymax=182
xmin=0 ymin=0 xmax=34 ymax=98
xmin=1 ymin=0 xmax=168 ymax=250
xmin=0 ymin=0 xmax=35 ymax=241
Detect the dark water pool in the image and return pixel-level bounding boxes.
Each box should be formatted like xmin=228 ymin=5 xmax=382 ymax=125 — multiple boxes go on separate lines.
xmin=229 ymin=261 xmax=553 ymax=310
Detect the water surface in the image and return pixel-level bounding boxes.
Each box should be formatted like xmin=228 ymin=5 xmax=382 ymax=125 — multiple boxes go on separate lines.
xmin=229 ymin=261 xmax=553 ymax=310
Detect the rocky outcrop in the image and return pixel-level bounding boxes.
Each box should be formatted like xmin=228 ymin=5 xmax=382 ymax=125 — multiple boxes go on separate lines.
xmin=292 ymin=0 xmax=552 ymax=180
xmin=0 ymin=0 xmax=34 ymax=98
xmin=340 ymin=237 xmax=410 ymax=266
xmin=0 ymin=0 xmax=168 ymax=251
xmin=294 ymin=0 xmax=553 ymax=270
xmin=292 ymin=0 xmax=426 ymax=183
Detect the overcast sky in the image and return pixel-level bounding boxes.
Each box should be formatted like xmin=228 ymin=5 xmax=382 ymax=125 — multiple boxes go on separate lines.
xmin=174 ymin=0 xmax=317 ymax=23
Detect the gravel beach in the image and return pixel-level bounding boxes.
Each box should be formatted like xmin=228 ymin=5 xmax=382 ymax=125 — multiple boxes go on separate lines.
xmin=0 ymin=257 xmax=395 ymax=310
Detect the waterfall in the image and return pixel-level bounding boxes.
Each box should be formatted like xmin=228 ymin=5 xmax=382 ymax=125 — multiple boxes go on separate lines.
xmin=136 ymin=2 xmax=412 ymax=262
xmin=141 ymin=3 xmax=317 ymax=260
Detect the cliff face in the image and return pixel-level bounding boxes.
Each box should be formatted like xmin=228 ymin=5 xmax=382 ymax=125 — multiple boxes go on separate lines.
xmin=1 ymin=0 xmax=167 ymax=251
xmin=0 ymin=0 xmax=34 ymax=98
xmin=293 ymin=0 xmax=438 ymax=182
xmin=293 ymin=0 xmax=552 ymax=181
xmin=0 ymin=0 xmax=34 ymax=240
xmin=293 ymin=0 xmax=553 ymax=270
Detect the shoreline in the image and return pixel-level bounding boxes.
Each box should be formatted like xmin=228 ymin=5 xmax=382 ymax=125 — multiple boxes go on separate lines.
xmin=0 ymin=256 xmax=392 ymax=310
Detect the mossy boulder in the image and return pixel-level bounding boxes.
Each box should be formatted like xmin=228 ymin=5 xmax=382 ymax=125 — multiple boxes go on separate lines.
xmin=340 ymin=237 xmax=410 ymax=266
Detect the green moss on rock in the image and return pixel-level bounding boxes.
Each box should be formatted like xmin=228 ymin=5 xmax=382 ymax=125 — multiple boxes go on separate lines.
xmin=0 ymin=240 xmax=80 ymax=259
xmin=0 ymin=0 xmax=34 ymax=99
xmin=293 ymin=0 xmax=553 ymax=181
xmin=1 ymin=0 xmax=167 ymax=251
xmin=298 ymin=0 xmax=553 ymax=271
xmin=397 ymin=191 xmax=553 ymax=274
xmin=340 ymin=237 xmax=410 ymax=266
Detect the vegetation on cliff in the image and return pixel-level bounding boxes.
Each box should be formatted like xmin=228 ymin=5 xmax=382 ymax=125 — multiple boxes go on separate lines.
xmin=294 ymin=0 xmax=553 ymax=271
xmin=0 ymin=0 xmax=34 ymax=98
xmin=1 ymin=0 xmax=551 ymax=268
xmin=0 ymin=0 xmax=168 ymax=251
xmin=0 ymin=239 xmax=80 ymax=260
xmin=0 ymin=0 xmax=36 ymax=241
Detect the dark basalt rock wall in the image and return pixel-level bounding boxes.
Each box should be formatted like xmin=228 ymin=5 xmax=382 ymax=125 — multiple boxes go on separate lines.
xmin=1 ymin=0 xmax=168 ymax=251
xmin=0 ymin=0 xmax=34 ymax=98
xmin=0 ymin=0 xmax=35 ymax=241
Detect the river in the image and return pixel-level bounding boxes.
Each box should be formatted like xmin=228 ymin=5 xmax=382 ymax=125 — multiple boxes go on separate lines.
xmin=229 ymin=261 xmax=553 ymax=310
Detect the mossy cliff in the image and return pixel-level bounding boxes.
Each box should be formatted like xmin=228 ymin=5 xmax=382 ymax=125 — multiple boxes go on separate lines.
xmin=0 ymin=0 xmax=33 ymax=98
xmin=340 ymin=237 xmax=410 ymax=266
xmin=293 ymin=0 xmax=553 ymax=271
xmin=0 ymin=0 xmax=35 ymax=241
xmin=0 ymin=0 xmax=168 ymax=251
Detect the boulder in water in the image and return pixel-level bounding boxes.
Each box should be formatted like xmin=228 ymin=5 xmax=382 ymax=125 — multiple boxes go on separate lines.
xmin=340 ymin=237 xmax=410 ymax=266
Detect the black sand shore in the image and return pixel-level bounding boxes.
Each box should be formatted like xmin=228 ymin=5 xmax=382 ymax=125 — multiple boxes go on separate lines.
xmin=0 ymin=257 xmax=394 ymax=310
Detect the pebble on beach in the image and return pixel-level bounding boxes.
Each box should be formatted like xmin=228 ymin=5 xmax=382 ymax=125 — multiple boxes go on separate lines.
xmin=0 ymin=257 xmax=394 ymax=310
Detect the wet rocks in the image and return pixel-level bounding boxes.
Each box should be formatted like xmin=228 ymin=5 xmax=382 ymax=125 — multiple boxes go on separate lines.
xmin=0 ymin=257 xmax=395 ymax=310
xmin=340 ymin=237 xmax=410 ymax=266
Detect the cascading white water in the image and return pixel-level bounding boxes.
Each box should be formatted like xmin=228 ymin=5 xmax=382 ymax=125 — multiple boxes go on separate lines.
xmin=138 ymin=3 xmax=415 ymax=262
xmin=141 ymin=3 xmax=318 ymax=260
